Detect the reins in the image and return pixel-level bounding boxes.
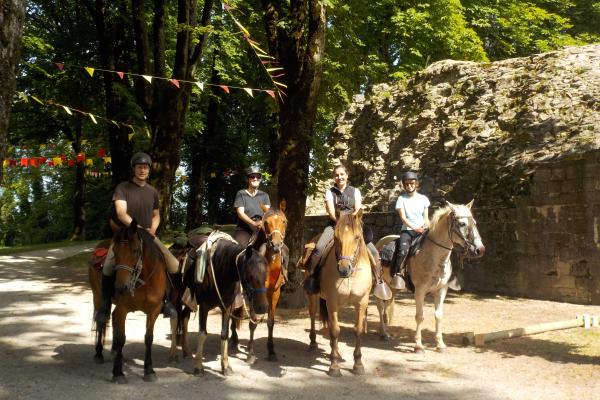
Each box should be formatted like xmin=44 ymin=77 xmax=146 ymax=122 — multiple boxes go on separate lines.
xmin=114 ymin=236 xmax=158 ymax=294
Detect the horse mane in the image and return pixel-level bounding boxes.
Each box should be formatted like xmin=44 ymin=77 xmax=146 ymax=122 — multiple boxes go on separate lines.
xmin=334 ymin=211 xmax=369 ymax=258
xmin=114 ymin=226 xmax=165 ymax=265
xmin=211 ymin=239 xmax=244 ymax=272
xmin=429 ymin=205 xmax=453 ymax=231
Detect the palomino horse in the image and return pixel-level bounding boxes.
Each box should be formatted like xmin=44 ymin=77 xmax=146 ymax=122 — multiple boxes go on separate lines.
xmin=96 ymin=221 xmax=170 ymax=383
xmin=185 ymin=237 xmax=269 ymax=376
xmin=230 ymin=200 xmax=289 ymax=363
xmin=375 ymin=200 xmax=485 ymax=352
xmin=307 ymin=209 xmax=372 ymax=377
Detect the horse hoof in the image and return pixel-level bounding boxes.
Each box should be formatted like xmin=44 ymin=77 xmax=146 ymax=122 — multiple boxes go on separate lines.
xmin=246 ymin=355 xmax=257 ymax=365
xmin=437 ymin=346 xmax=446 ymax=353
xmin=379 ymin=334 xmax=390 ymax=342
xmin=143 ymin=373 xmax=158 ymax=382
xmin=308 ymin=342 xmax=318 ymax=352
xmin=327 ymin=368 xmax=342 ymax=378
xmin=414 ymin=347 xmax=425 ymax=354
xmin=222 ymin=366 xmax=234 ymax=376
xmin=193 ymin=368 xmax=205 ymax=376
xmin=112 ymin=375 xmax=127 ymax=384
xmin=93 ymin=354 xmax=104 ymax=364
xmin=353 ymin=365 xmax=365 ymax=375
xmin=267 ymin=353 xmax=278 ymax=362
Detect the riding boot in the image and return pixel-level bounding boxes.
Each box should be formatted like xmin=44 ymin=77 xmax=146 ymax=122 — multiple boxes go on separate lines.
xmin=302 ymin=251 xmax=321 ymax=295
xmin=96 ymin=274 xmax=115 ymax=325
xmin=390 ymin=254 xmax=407 ymax=290
xmin=162 ymin=275 xmax=178 ymax=319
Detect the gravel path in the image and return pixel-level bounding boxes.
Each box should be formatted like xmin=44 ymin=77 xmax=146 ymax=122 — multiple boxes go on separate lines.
xmin=0 ymin=244 xmax=599 ymax=400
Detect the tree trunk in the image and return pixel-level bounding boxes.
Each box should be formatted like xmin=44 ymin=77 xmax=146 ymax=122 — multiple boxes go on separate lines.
xmin=71 ymin=120 xmax=86 ymax=240
xmin=0 ymin=0 xmax=26 ymax=184
xmin=261 ymin=0 xmax=326 ymax=266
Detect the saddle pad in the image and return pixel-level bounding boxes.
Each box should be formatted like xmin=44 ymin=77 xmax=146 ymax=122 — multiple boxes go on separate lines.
xmin=195 ymin=230 xmax=236 ymax=283
xmin=90 ymin=247 xmax=109 ymax=271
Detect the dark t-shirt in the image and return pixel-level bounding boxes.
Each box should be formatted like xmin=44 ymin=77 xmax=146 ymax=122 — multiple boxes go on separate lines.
xmin=233 ymin=189 xmax=271 ymax=232
xmin=111 ymin=181 xmax=159 ymax=229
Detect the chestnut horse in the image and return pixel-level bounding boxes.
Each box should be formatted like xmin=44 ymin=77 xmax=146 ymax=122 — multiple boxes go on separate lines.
xmin=375 ymin=201 xmax=485 ymax=352
xmin=230 ymin=200 xmax=289 ymax=363
xmin=185 ymin=236 xmax=269 ymax=376
xmin=307 ymin=209 xmax=372 ymax=377
xmin=95 ymin=221 xmax=169 ymax=383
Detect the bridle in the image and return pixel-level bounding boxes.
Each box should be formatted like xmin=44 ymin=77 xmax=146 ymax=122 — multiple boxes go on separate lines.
xmin=335 ymin=233 xmax=362 ymax=278
xmin=114 ymin=234 xmax=149 ymax=294
xmin=262 ymin=209 xmax=286 ymax=252
xmin=427 ymin=211 xmax=478 ymax=255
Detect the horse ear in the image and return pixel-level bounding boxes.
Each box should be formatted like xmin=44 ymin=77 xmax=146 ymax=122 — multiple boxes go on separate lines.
xmin=279 ymin=199 xmax=286 ymax=212
xmin=259 ymin=202 xmax=269 ymax=213
xmin=245 ymin=245 xmax=254 ymax=259
xmin=466 ymin=199 xmax=474 ymax=209
xmin=258 ymin=243 xmax=267 ymax=256
xmin=353 ymin=208 xmax=363 ymax=219
xmin=445 ymin=200 xmax=456 ymax=211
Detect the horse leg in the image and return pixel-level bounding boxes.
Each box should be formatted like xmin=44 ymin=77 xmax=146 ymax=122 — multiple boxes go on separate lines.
xmin=142 ymin=306 xmax=161 ymax=381
xmin=228 ymin=307 xmax=241 ymax=354
xmin=376 ymin=297 xmax=390 ymax=341
xmin=353 ymin=300 xmax=368 ymax=375
xmin=182 ymin=310 xmax=191 ymax=358
xmin=247 ymin=320 xmax=257 ymax=364
xmin=168 ymin=316 xmax=178 ymax=362
xmin=414 ymin=288 xmax=426 ymax=353
xmin=308 ymin=294 xmax=318 ymax=351
xmin=327 ymin=308 xmax=342 ymax=377
xmin=193 ymin=305 xmax=209 ymax=376
xmin=267 ymin=288 xmax=280 ymax=361
xmin=433 ymin=287 xmax=448 ymax=352
xmin=111 ymin=307 xmax=127 ymax=384
xmin=220 ymin=308 xmax=233 ymax=376
xmin=94 ymin=320 xmax=107 ymax=363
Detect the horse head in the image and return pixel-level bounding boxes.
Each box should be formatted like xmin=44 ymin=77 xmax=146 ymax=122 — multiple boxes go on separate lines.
xmin=238 ymin=245 xmax=269 ymax=315
xmin=446 ymin=200 xmax=485 ymax=258
xmin=334 ymin=209 xmax=365 ymax=278
xmin=261 ymin=200 xmax=287 ymax=254
xmin=113 ymin=220 xmax=144 ymax=295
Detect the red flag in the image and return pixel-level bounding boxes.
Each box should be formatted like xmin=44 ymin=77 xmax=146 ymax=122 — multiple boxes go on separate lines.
xmin=39 ymin=156 xmax=47 ymax=164
xmin=60 ymin=154 xmax=66 ymax=162
xmin=68 ymin=160 xmax=75 ymax=167
xmin=55 ymin=62 xmax=65 ymax=70
xmin=219 ymin=85 xmax=230 ymax=94
xmin=20 ymin=158 xmax=29 ymax=167
xmin=98 ymin=148 xmax=106 ymax=157
xmin=30 ymin=158 xmax=39 ymax=168
xmin=48 ymin=160 xmax=55 ymax=167
xmin=10 ymin=159 xmax=17 ymax=166
xmin=116 ymin=71 xmax=124 ymax=79
xmin=169 ymin=79 xmax=180 ymax=88
xmin=76 ymin=153 xmax=84 ymax=163
xmin=266 ymin=90 xmax=275 ymax=98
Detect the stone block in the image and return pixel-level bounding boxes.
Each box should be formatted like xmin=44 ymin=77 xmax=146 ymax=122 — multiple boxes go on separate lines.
xmin=533 ymin=168 xmax=551 ymax=182
xmin=550 ymin=168 xmax=566 ymax=181
xmin=570 ymin=260 xmax=590 ymax=278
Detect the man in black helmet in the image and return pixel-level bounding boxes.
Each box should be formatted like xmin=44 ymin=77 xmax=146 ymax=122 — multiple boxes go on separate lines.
xmin=95 ymin=152 xmax=179 ymax=324
xmin=233 ymin=165 xmax=271 ymax=246
xmin=391 ymin=171 xmax=430 ymax=289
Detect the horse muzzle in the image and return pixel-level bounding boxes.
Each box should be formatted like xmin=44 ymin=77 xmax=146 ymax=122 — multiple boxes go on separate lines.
xmin=115 ymin=283 xmax=131 ymax=295
xmin=252 ymin=295 xmax=268 ymax=315
xmin=337 ymin=260 xmax=353 ymax=278
xmin=468 ymin=240 xmax=486 ymax=258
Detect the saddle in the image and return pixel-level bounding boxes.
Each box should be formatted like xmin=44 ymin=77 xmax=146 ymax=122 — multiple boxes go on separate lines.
xmin=380 ymin=231 xmax=427 ymax=266
xmin=89 ymin=246 xmax=109 ymax=271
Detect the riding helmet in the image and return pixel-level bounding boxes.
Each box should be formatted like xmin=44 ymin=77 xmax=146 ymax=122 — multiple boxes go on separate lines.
xmin=245 ymin=165 xmax=262 ymax=177
xmin=402 ymin=171 xmax=418 ymax=182
xmin=130 ymin=152 xmax=152 ymax=167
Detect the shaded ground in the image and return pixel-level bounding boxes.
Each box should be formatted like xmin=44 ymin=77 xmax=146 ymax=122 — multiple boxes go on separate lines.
xmin=0 ymin=244 xmax=599 ymax=400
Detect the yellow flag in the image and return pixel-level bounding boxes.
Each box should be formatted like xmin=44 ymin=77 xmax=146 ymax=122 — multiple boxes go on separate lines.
xmin=62 ymin=106 xmax=72 ymax=115
xmin=89 ymin=113 xmax=98 ymax=124
xmin=31 ymin=96 xmax=44 ymax=105
xmin=81 ymin=139 xmax=88 ymax=145
xmin=85 ymin=67 xmax=95 ymax=77
xmin=210 ymin=172 xmax=216 ymax=178
xmin=53 ymin=157 xmax=63 ymax=166
xmin=2 ymin=160 xmax=9 ymax=167
xmin=103 ymin=156 xmax=112 ymax=163
xmin=128 ymin=133 xmax=134 ymax=141
xmin=86 ymin=158 xmax=93 ymax=166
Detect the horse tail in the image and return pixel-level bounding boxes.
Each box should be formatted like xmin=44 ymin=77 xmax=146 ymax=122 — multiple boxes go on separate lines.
xmin=319 ymin=298 xmax=328 ymax=325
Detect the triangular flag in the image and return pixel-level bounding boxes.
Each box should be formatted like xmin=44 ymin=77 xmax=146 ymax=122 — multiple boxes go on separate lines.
xmin=85 ymin=67 xmax=95 ymax=77
xmin=2 ymin=160 xmax=9 ymax=167
xmin=111 ymin=120 xmax=119 ymax=127
xmin=144 ymin=128 xmax=150 ymax=138
xmin=128 ymin=133 xmax=134 ymax=141
xmin=55 ymin=62 xmax=65 ymax=70
xmin=86 ymin=158 xmax=93 ymax=166
xmin=169 ymin=79 xmax=180 ymax=88
xmin=81 ymin=139 xmax=87 ymax=145
xmin=76 ymin=154 xmax=85 ymax=163
xmin=68 ymin=160 xmax=75 ymax=167
xmin=116 ymin=71 xmax=124 ymax=79
xmin=243 ymin=88 xmax=254 ymax=97
xmin=98 ymin=148 xmax=106 ymax=157
xmin=62 ymin=106 xmax=72 ymax=115
xmin=210 ymin=172 xmax=216 ymax=178
xmin=195 ymin=81 xmax=204 ymax=91
xmin=266 ymin=90 xmax=275 ymax=98
xmin=103 ymin=156 xmax=112 ymax=164
xmin=89 ymin=113 xmax=98 ymax=124
xmin=18 ymin=92 xmax=28 ymax=102
xmin=219 ymin=85 xmax=230 ymax=94
xmin=30 ymin=158 xmax=39 ymax=168
xmin=53 ymin=157 xmax=62 ymax=166
xmin=142 ymin=75 xmax=152 ymax=83
xmin=20 ymin=158 xmax=29 ymax=167
xmin=39 ymin=156 xmax=47 ymax=164
xmin=31 ymin=96 xmax=44 ymax=105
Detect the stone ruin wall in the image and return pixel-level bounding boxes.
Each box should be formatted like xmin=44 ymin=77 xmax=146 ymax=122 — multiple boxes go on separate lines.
xmin=305 ymin=45 xmax=600 ymax=304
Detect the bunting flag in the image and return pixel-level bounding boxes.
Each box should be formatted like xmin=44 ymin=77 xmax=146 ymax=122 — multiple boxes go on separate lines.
xmin=195 ymin=81 xmax=204 ymax=91
xmin=169 ymin=79 xmax=180 ymax=88
xmin=116 ymin=71 xmax=124 ymax=79
xmin=243 ymin=88 xmax=253 ymax=97
xmin=142 ymin=75 xmax=153 ymax=83
xmin=85 ymin=67 xmax=95 ymax=77
xmin=219 ymin=85 xmax=230 ymax=94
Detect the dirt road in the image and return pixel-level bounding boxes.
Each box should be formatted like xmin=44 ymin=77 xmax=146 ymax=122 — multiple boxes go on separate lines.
xmin=0 ymin=244 xmax=599 ymax=400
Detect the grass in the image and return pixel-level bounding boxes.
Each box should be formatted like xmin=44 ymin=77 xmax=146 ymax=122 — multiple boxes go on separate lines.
xmin=56 ymin=251 xmax=93 ymax=270
xmin=0 ymin=240 xmax=100 ymax=256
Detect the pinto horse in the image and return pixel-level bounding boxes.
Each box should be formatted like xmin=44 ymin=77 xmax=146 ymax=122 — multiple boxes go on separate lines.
xmin=186 ymin=237 xmax=269 ymax=376
xmin=375 ymin=200 xmax=485 ymax=352
xmin=230 ymin=200 xmax=289 ymax=363
xmin=307 ymin=209 xmax=372 ymax=377
xmin=95 ymin=221 xmax=169 ymax=383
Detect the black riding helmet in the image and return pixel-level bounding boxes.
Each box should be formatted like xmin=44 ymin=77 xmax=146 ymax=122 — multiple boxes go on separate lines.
xmin=402 ymin=171 xmax=418 ymax=182
xmin=245 ymin=165 xmax=262 ymax=177
xmin=130 ymin=152 xmax=152 ymax=167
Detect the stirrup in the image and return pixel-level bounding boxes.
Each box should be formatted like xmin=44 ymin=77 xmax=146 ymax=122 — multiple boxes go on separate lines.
xmin=390 ymin=274 xmax=406 ymax=290
xmin=373 ymin=281 xmax=392 ymax=301
xmin=162 ymin=302 xmax=178 ymax=319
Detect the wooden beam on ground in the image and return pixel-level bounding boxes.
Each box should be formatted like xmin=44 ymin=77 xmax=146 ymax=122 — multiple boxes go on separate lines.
xmin=472 ymin=314 xmax=593 ymax=347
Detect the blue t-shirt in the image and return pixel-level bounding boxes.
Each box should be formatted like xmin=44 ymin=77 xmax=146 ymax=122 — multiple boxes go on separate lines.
xmin=395 ymin=192 xmax=430 ymax=231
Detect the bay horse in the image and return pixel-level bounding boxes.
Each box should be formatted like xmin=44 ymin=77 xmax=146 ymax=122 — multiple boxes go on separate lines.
xmin=307 ymin=209 xmax=372 ymax=377
xmin=375 ymin=200 xmax=485 ymax=352
xmin=230 ymin=200 xmax=289 ymax=363
xmin=186 ymin=236 xmax=269 ymax=376
xmin=96 ymin=220 xmax=169 ymax=383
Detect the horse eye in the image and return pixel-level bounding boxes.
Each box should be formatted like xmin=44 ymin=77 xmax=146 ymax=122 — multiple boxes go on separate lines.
xmin=459 ymin=221 xmax=467 ymax=227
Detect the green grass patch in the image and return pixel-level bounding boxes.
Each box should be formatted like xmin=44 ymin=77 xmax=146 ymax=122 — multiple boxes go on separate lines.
xmin=55 ymin=251 xmax=93 ymax=270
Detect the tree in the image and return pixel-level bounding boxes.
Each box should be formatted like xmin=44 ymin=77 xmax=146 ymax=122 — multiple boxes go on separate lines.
xmin=0 ymin=0 xmax=26 ymax=184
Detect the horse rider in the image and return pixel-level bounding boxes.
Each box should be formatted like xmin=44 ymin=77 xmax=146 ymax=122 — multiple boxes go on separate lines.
xmin=95 ymin=152 xmax=180 ymax=325
xmin=391 ymin=171 xmax=430 ymax=289
xmin=303 ymin=164 xmax=386 ymax=296
xmin=233 ymin=165 xmax=271 ymax=247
